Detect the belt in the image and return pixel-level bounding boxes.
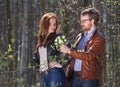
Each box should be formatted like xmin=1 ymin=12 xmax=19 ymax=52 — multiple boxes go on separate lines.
xmin=74 ymin=71 xmax=81 ymax=76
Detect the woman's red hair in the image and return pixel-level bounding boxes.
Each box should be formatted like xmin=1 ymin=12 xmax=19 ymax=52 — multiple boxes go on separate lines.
xmin=36 ymin=13 xmax=60 ymax=53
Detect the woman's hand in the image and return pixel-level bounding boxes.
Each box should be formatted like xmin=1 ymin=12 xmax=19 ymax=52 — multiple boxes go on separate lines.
xmin=49 ymin=62 xmax=62 ymax=68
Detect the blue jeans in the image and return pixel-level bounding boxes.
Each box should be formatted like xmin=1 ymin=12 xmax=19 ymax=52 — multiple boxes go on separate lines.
xmin=41 ymin=68 xmax=66 ymax=87
xmin=70 ymin=74 xmax=100 ymax=87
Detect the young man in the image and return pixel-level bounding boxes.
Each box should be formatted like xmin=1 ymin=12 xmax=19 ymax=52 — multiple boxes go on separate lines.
xmin=60 ymin=8 xmax=105 ymax=87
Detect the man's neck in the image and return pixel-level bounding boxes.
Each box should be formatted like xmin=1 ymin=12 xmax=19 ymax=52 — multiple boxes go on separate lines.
xmin=86 ymin=26 xmax=96 ymax=35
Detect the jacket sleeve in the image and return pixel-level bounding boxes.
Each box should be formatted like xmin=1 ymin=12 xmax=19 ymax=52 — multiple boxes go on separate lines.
xmin=70 ymin=36 xmax=105 ymax=61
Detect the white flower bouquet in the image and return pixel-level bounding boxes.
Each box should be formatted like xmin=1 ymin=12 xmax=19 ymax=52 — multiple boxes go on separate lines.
xmin=50 ymin=35 xmax=69 ymax=63
xmin=54 ymin=35 xmax=68 ymax=50
xmin=51 ymin=35 xmax=68 ymax=51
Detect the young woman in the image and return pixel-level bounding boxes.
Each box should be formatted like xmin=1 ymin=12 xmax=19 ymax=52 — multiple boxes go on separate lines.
xmin=36 ymin=13 xmax=69 ymax=87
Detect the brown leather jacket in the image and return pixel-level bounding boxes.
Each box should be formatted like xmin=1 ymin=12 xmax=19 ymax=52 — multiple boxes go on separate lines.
xmin=65 ymin=30 xmax=105 ymax=87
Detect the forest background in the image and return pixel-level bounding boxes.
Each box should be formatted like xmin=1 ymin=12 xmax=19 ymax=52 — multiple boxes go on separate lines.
xmin=0 ymin=0 xmax=120 ymax=87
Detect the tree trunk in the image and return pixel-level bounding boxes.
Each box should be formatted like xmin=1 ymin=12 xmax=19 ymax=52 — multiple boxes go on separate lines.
xmin=0 ymin=0 xmax=7 ymax=52
xmin=5 ymin=0 xmax=14 ymax=87
xmin=19 ymin=0 xmax=30 ymax=86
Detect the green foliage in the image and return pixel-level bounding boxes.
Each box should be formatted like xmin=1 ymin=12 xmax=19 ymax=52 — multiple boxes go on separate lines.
xmin=11 ymin=38 xmax=16 ymax=43
xmin=17 ymin=57 xmax=21 ymax=61
xmin=0 ymin=44 xmax=13 ymax=70
xmin=8 ymin=44 xmax=13 ymax=59
xmin=8 ymin=44 xmax=12 ymax=52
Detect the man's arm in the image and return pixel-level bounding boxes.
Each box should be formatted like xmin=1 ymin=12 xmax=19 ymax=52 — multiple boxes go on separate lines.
xmin=60 ymin=36 xmax=105 ymax=61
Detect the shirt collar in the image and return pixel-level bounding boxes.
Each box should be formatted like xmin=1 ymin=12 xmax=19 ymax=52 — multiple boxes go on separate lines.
xmin=84 ymin=28 xmax=96 ymax=37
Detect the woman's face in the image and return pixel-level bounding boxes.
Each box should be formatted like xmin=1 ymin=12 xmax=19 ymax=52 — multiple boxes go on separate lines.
xmin=48 ymin=17 xmax=57 ymax=34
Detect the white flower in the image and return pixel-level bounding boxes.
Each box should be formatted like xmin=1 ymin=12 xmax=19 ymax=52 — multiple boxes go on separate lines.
xmin=62 ymin=36 xmax=65 ymax=38
xmin=55 ymin=42 xmax=57 ymax=45
xmin=64 ymin=39 xmax=67 ymax=42
xmin=55 ymin=39 xmax=57 ymax=42
xmin=59 ymin=40 xmax=63 ymax=43
xmin=57 ymin=37 xmax=60 ymax=39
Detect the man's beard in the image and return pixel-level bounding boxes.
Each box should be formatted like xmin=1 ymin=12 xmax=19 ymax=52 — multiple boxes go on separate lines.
xmin=82 ymin=27 xmax=90 ymax=31
xmin=82 ymin=23 xmax=92 ymax=31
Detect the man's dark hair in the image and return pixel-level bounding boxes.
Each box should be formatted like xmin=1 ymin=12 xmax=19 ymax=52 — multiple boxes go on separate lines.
xmin=81 ymin=8 xmax=100 ymax=25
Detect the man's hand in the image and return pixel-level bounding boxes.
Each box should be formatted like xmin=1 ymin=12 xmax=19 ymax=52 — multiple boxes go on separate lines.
xmin=60 ymin=45 xmax=71 ymax=54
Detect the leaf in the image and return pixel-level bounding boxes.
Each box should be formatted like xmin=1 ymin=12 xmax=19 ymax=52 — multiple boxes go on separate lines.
xmin=11 ymin=38 xmax=16 ymax=43
xmin=8 ymin=44 xmax=12 ymax=52
xmin=17 ymin=57 xmax=21 ymax=61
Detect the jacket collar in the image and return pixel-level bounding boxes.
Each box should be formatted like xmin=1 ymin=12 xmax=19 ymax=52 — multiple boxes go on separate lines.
xmin=74 ymin=29 xmax=98 ymax=47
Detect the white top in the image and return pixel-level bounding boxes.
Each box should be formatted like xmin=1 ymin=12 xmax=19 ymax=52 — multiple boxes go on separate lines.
xmin=38 ymin=46 xmax=48 ymax=72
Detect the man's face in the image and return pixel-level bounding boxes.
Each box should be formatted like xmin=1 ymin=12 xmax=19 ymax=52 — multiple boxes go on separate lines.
xmin=80 ymin=14 xmax=92 ymax=31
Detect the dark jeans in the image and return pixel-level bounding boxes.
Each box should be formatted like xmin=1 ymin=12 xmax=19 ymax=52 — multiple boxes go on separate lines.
xmin=41 ymin=68 xmax=66 ymax=87
xmin=70 ymin=74 xmax=100 ymax=87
